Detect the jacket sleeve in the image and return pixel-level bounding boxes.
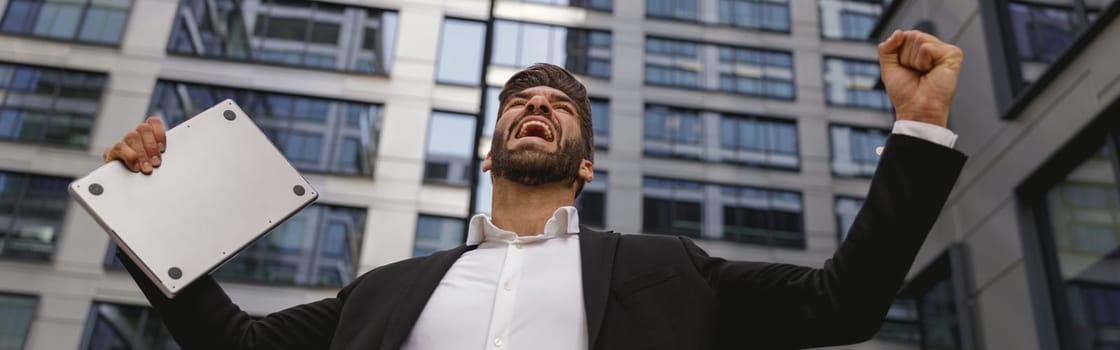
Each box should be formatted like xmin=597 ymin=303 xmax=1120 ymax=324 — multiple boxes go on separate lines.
xmin=118 ymin=252 xmax=360 ymax=349
xmin=683 ymin=134 xmax=967 ymax=348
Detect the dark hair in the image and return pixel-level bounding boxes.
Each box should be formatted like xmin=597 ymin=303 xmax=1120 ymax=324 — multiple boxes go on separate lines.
xmin=496 ymin=63 xmax=595 ymax=197
xmin=498 ymin=63 xmax=594 ymax=164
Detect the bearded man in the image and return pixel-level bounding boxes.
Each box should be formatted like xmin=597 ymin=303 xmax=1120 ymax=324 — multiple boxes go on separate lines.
xmin=105 ymin=30 xmax=966 ymax=349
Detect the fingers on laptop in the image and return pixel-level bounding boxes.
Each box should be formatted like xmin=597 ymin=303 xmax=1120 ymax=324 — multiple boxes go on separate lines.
xmin=103 ymin=117 xmax=167 ymax=175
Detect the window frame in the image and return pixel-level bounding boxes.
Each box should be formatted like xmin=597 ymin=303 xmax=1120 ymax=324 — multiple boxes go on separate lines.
xmin=146 ymin=79 xmax=383 ymax=177
xmin=413 ymin=213 xmax=467 ymax=257
xmin=163 ymin=0 xmax=400 ymax=76
xmin=519 ymin=0 xmax=615 ymax=14
xmin=0 ymin=61 xmax=108 ymax=149
xmin=644 ymin=35 xmax=796 ymax=100
xmin=896 ymin=244 xmax=979 ymax=350
xmin=822 ymin=55 xmax=893 ymax=111
xmin=644 ymin=0 xmax=792 ymax=34
xmin=817 ymin=0 xmax=883 ymax=42
xmin=0 ymin=0 xmax=136 ymax=47
xmin=435 ymin=16 xmax=488 ymax=87
xmin=0 ymin=169 xmax=74 ymax=261
xmin=423 ymin=110 xmax=479 ymax=187
xmin=827 ymin=123 xmax=890 ymax=178
xmin=489 ymin=19 xmax=612 ymax=80
xmin=978 ymin=0 xmax=1120 ymax=120
xmin=1017 ymin=99 xmax=1120 ymax=350
xmin=79 ymin=301 xmax=179 ymax=349
xmin=0 ymin=291 xmax=38 ymax=350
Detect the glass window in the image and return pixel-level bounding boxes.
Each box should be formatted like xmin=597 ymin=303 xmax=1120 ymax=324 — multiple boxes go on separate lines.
xmin=643 ymin=105 xmax=703 ymax=159
xmin=719 ymin=185 xmax=804 ymax=248
xmin=522 ymin=0 xmax=613 ymax=12
xmin=166 ymin=0 xmax=397 ymax=74
xmin=436 ymin=18 xmax=486 ymax=85
xmin=0 ymin=170 xmax=71 ymax=260
xmin=576 ymin=171 xmax=608 ymax=228
xmin=642 ymin=176 xmax=803 ymax=247
xmin=830 ymin=124 xmax=887 ymax=177
xmin=835 ymin=196 xmax=863 ymax=242
xmin=1 ymin=0 xmax=132 ymax=45
xmin=819 ymin=0 xmax=882 ymax=40
xmin=1003 ymin=0 xmax=1114 ymax=89
xmin=647 ymin=0 xmax=789 ymax=32
xmin=718 ymin=114 xmax=799 ymax=168
xmin=146 ymin=81 xmax=382 ymax=175
xmin=0 ymin=62 xmax=105 ymax=146
xmin=646 ymin=0 xmax=700 ymax=21
xmin=643 ymin=177 xmax=705 ymax=237
xmin=82 ymin=302 xmax=179 ymax=349
xmin=414 ymin=215 xmax=465 ymax=256
xmin=105 ymin=204 xmax=366 ymax=288
xmin=590 ymin=98 xmax=609 ymax=149
xmin=425 ymin=111 xmax=477 ymax=186
xmin=824 ymin=57 xmax=892 ymax=110
xmin=717 ymin=0 xmax=790 ymax=32
xmin=876 ymin=299 xmax=921 ymax=343
xmin=645 ymin=36 xmax=794 ymax=99
xmin=1041 ymin=144 xmax=1120 ymax=349
xmin=0 ymin=293 xmax=36 ymax=350
xmin=491 ymin=20 xmax=611 ymax=79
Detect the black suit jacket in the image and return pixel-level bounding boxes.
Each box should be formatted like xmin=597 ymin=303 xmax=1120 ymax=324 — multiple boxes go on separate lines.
xmin=121 ymin=134 xmax=967 ymax=349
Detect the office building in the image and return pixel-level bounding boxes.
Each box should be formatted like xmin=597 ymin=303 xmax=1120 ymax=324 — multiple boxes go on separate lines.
xmin=0 ymin=0 xmax=940 ymax=348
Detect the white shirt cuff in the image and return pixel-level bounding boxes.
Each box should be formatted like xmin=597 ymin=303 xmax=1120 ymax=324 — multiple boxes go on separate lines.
xmin=891 ymin=120 xmax=958 ymax=148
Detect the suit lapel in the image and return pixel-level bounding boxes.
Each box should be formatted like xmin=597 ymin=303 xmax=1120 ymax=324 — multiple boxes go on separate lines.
xmin=379 ymin=244 xmax=476 ymax=350
xmin=580 ymin=226 xmax=619 ymax=349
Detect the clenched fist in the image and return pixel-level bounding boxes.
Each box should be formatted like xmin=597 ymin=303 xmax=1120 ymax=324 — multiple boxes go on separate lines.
xmin=103 ymin=117 xmax=167 ymax=175
xmin=878 ymin=30 xmax=964 ymax=128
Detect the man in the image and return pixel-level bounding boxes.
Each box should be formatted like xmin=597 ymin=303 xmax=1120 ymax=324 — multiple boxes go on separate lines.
xmin=105 ymin=30 xmax=966 ymax=349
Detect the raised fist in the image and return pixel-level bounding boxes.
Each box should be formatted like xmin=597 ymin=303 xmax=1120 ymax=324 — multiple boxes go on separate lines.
xmin=878 ymin=30 xmax=964 ymax=128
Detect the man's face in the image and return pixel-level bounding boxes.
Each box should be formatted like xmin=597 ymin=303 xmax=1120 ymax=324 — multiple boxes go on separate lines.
xmin=484 ymin=86 xmax=591 ymax=186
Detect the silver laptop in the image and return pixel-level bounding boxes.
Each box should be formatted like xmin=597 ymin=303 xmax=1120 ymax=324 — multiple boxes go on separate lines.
xmin=70 ymin=100 xmax=319 ymax=298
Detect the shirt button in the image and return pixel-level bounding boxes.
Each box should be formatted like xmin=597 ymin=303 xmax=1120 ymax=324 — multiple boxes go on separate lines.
xmin=494 ymin=338 xmax=503 ymax=347
xmin=514 ymin=242 xmax=523 ymax=249
xmin=504 ymin=282 xmax=512 ymax=291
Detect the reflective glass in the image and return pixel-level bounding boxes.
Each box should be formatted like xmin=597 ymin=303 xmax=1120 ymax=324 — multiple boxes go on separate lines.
xmin=830 ymin=125 xmax=887 ymax=177
xmin=0 ymin=170 xmax=71 ymax=260
xmin=646 ymin=36 xmax=793 ymax=99
xmin=643 ymin=105 xmax=703 ymax=159
xmin=491 ymin=20 xmax=611 ymax=79
xmin=436 ymin=18 xmax=486 ymax=85
xmin=718 ymin=114 xmax=798 ymax=168
xmin=167 ymin=0 xmax=397 ymax=74
xmin=643 ymin=177 xmax=705 ymax=237
xmin=1044 ymin=145 xmax=1120 ymax=349
xmin=576 ymin=171 xmax=608 ymax=228
xmin=522 ymin=0 xmax=613 ymax=11
xmin=182 ymin=204 xmax=368 ymax=288
xmin=720 ymin=185 xmax=804 ymax=248
xmin=0 ymin=294 xmax=36 ymax=350
xmin=824 ymin=57 xmax=891 ymax=110
xmin=83 ymin=302 xmax=179 ymax=350
xmin=424 ymin=112 xmax=477 ymax=186
xmin=0 ymin=62 xmax=104 ymax=146
xmin=147 ymin=81 xmax=382 ymax=175
xmin=414 ymin=215 xmax=465 ymax=256
xmin=819 ymin=0 xmax=882 ymax=40
xmin=0 ymin=0 xmax=132 ymax=45
xmin=590 ymin=99 xmax=609 ymax=149
xmin=717 ymin=0 xmax=790 ymax=31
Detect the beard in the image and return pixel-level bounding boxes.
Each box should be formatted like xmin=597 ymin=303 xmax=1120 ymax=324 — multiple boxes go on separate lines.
xmin=490 ymin=131 xmax=587 ymax=187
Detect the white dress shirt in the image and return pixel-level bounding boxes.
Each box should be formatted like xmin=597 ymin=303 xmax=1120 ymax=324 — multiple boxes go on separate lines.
xmin=402 ymin=121 xmax=955 ymax=350
xmin=403 ymin=207 xmax=587 ymax=350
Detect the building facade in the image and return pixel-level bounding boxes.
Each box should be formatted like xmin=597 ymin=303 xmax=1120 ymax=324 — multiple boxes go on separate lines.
xmin=870 ymin=0 xmax=1120 ymax=349
xmin=0 ymin=0 xmax=936 ymax=349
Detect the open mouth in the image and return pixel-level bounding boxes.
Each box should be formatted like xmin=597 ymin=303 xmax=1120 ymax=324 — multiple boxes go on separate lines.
xmin=514 ymin=119 xmax=555 ymax=142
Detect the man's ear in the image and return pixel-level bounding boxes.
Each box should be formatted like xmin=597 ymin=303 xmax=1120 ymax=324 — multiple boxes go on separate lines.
xmin=481 ymin=151 xmax=493 ymax=172
xmin=578 ymin=159 xmax=593 ymax=183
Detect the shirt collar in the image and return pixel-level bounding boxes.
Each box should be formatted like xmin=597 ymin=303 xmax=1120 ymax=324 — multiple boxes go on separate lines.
xmin=466 ymin=206 xmax=581 ymax=245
